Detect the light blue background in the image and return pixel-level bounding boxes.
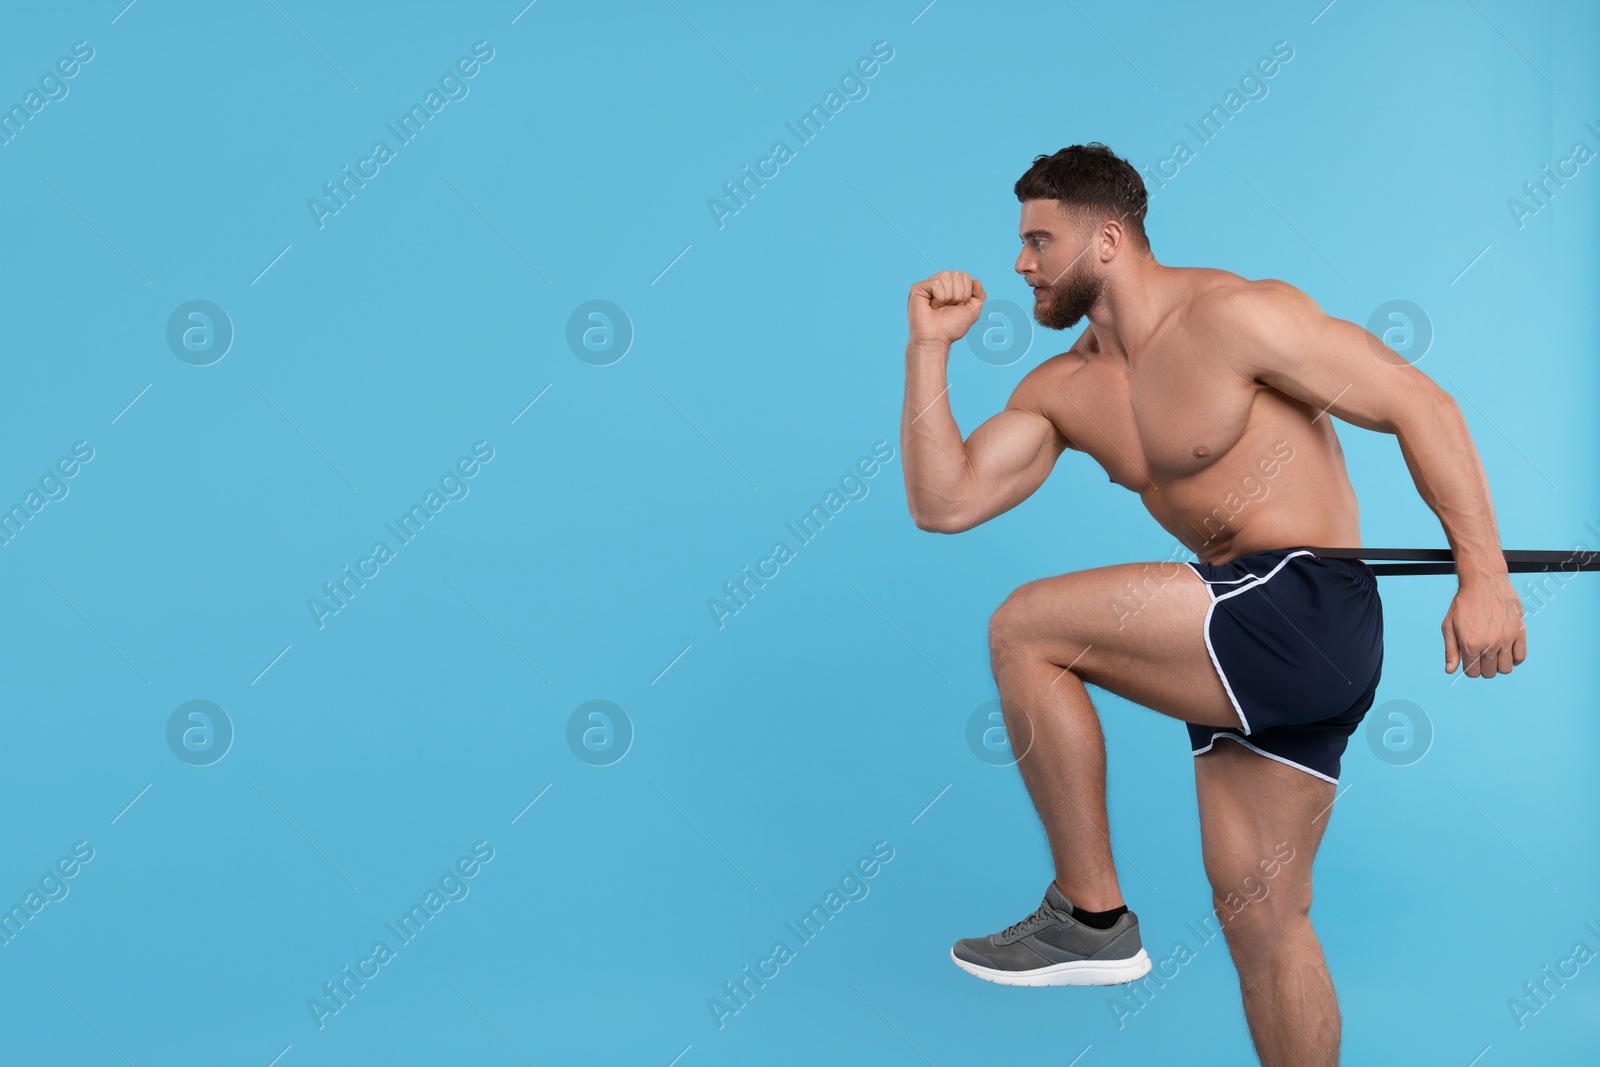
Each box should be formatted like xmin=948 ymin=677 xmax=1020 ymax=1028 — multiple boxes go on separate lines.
xmin=1 ymin=1 xmax=1596 ymax=1064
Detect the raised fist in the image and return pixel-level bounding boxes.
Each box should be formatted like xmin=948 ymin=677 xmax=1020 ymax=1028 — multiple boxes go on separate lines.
xmin=908 ymin=270 xmax=987 ymax=346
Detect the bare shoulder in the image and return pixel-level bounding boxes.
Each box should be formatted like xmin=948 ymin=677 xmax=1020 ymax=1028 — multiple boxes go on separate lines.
xmin=1169 ymin=271 xmax=1340 ymax=390
xmin=1006 ymin=341 xmax=1091 ymax=448
xmin=1180 ymin=270 xmax=1325 ymax=344
xmin=1009 ymin=338 xmax=1091 ymax=408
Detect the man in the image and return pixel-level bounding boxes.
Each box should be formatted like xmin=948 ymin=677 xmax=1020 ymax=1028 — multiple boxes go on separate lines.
xmin=899 ymin=143 xmax=1526 ymax=1066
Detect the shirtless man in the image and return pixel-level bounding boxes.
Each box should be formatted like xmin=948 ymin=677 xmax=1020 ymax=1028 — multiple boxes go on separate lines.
xmin=900 ymin=143 xmax=1526 ymax=1066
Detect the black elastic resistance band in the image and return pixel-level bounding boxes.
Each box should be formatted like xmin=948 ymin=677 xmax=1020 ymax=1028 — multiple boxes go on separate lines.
xmin=1302 ymin=547 xmax=1600 ymax=577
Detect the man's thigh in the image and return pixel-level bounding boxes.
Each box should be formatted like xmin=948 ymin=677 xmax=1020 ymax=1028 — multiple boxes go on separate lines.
xmin=990 ymin=560 xmax=1241 ymax=729
xmin=1196 ymin=740 xmax=1333 ymax=921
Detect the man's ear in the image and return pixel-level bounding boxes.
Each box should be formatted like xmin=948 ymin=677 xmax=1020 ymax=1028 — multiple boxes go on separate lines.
xmin=1099 ymin=217 xmax=1133 ymax=260
xmin=1095 ymin=219 xmax=1117 ymax=260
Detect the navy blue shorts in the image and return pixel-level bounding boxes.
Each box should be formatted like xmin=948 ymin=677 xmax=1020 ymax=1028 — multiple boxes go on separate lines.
xmin=1184 ymin=547 xmax=1384 ymax=783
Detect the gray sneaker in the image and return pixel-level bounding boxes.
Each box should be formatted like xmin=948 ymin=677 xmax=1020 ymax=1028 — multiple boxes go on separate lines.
xmin=951 ymin=882 xmax=1152 ymax=986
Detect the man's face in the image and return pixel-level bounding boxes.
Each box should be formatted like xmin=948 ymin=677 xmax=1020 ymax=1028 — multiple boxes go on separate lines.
xmin=1014 ymin=199 xmax=1103 ymax=330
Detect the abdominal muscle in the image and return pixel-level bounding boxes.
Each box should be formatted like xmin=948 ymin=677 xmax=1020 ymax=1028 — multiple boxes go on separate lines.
xmin=1143 ymin=406 xmax=1363 ymax=567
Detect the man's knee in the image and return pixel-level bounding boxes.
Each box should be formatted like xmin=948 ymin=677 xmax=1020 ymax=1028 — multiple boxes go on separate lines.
xmin=989 ymin=577 xmax=1094 ymax=660
xmin=988 ymin=585 xmax=1039 ymax=662
xmin=1205 ymin=844 xmax=1311 ymax=941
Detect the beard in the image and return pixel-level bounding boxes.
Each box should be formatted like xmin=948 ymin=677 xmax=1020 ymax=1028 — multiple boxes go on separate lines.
xmin=1032 ymin=259 xmax=1103 ymax=330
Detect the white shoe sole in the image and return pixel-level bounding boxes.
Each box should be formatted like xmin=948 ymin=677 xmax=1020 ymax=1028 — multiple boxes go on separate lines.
xmin=950 ymin=946 xmax=1152 ymax=987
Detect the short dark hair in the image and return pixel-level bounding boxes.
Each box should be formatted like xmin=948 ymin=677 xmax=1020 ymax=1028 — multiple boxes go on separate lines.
xmin=1014 ymin=143 xmax=1149 ymax=250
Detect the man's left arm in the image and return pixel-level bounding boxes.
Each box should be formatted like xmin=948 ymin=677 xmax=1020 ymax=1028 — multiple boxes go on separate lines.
xmin=1200 ymin=282 xmax=1526 ymax=679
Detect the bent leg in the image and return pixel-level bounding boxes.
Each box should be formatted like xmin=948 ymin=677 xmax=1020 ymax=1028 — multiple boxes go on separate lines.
xmin=1198 ymin=740 xmax=1340 ymax=1066
xmin=988 ymin=560 xmax=1239 ymax=911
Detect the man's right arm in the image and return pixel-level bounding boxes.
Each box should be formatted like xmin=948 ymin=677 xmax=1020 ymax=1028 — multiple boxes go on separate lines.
xmin=900 ymin=271 xmax=1070 ymax=534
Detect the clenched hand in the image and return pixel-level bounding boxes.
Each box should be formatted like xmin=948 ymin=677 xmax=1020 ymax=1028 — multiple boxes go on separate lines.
xmin=908 ymin=270 xmax=987 ymax=346
xmin=1442 ymin=577 xmax=1527 ymax=678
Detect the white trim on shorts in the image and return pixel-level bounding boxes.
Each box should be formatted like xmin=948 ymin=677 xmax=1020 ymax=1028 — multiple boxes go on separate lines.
xmin=1185 ymin=549 xmax=1316 ymax=737
xmin=1191 ymin=730 xmax=1339 ymax=785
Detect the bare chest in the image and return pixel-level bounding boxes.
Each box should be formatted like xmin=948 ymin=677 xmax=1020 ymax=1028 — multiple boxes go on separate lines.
xmin=1052 ymin=347 xmax=1258 ymax=491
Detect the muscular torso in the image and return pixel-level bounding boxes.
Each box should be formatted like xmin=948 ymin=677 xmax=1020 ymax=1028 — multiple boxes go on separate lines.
xmin=1022 ymin=269 xmax=1361 ymax=564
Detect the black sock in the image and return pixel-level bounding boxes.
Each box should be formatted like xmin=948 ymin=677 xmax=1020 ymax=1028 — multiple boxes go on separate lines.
xmin=1071 ymin=904 xmax=1127 ymax=930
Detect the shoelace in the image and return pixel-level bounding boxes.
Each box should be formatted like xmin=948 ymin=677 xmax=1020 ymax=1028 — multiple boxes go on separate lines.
xmin=998 ymin=901 xmax=1061 ymax=940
